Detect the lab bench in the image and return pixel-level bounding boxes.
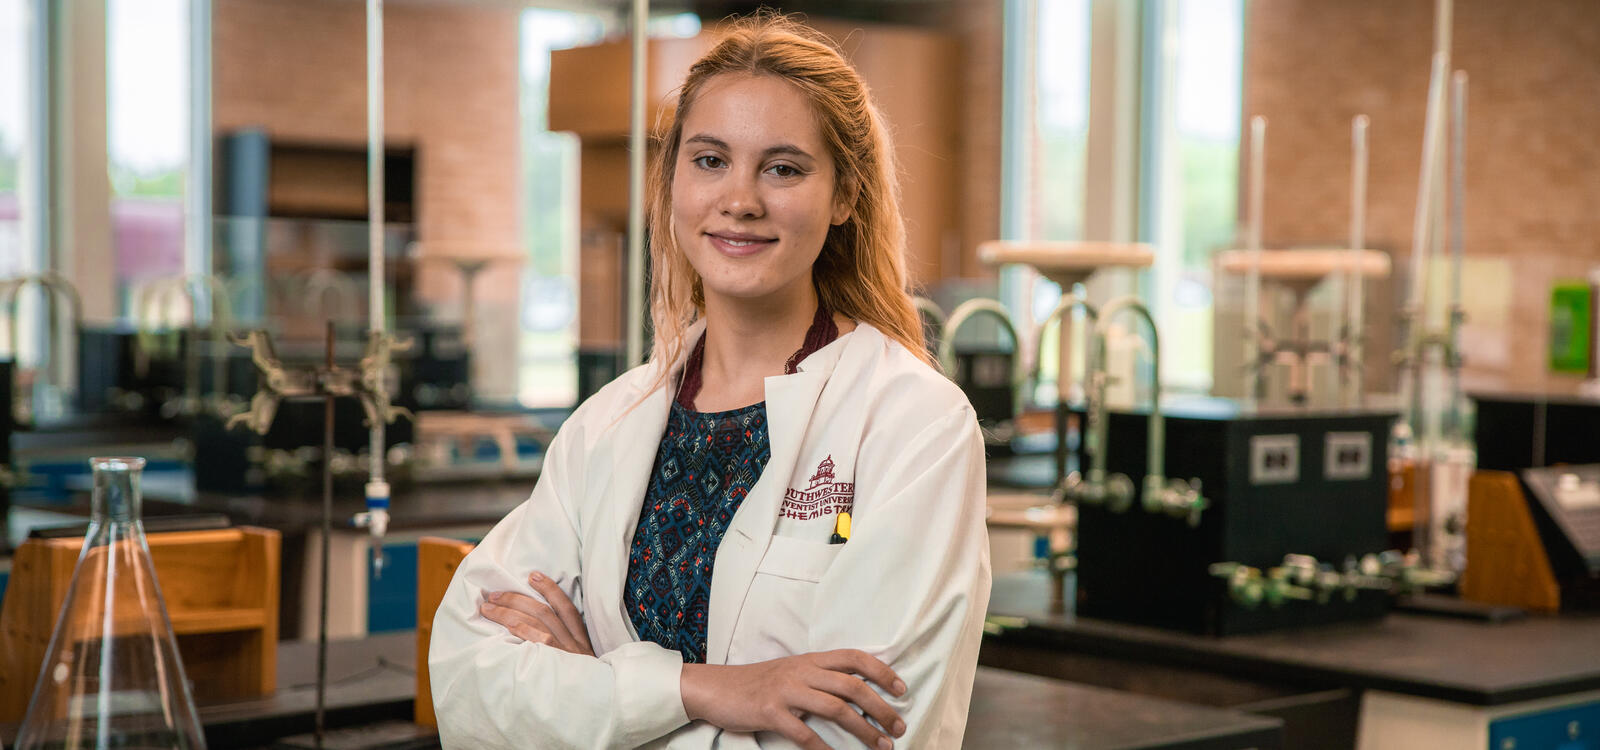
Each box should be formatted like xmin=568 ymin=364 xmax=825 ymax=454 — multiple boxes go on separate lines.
xmin=985 ymin=570 xmax=1600 ymax=750
xmin=0 ymin=631 xmax=1284 ymax=749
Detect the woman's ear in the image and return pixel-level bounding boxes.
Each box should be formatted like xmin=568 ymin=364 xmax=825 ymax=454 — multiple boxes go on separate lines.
xmin=831 ymin=180 xmax=857 ymax=226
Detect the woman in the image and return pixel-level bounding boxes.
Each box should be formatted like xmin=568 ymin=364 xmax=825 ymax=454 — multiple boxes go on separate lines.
xmin=429 ymin=15 xmax=990 ymax=749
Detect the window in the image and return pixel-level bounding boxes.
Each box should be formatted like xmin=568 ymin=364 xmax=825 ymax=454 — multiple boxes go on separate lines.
xmin=108 ymin=0 xmax=188 ymax=319
xmin=515 ymin=10 xmax=700 ymax=408
xmin=1143 ymin=0 xmax=1244 ymax=394
xmin=0 ymin=0 xmax=31 ymax=279
xmin=516 ymin=9 xmax=605 ymax=408
xmin=1002 ymin=0 xmax=1092 ymax=404
xmin=1005 ymin=0 xmax=1244 ymax=399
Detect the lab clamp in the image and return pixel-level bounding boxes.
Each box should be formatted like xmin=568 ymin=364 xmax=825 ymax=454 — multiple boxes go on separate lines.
xmin=223 ymin=326 xmax=413 ymax=574
xmin=1227 ymin=115 xmax=1390 ymax=409
xmin=1209 ymin=551 xmax=1454 ymax=609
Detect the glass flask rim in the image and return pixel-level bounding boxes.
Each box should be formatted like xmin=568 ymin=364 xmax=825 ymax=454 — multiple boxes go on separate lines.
xmin=91 ymin=456 xmax=148 ymax=471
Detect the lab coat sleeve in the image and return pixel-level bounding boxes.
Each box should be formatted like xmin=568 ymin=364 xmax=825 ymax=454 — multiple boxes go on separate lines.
xmin=805 ymin=406 xmax=991 ymax=749
xmin=428 ymin=418 xmax=692 ymax=749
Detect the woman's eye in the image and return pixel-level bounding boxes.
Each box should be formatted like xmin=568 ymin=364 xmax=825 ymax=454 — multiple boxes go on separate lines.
xmin=692 ymin=155 xmax=724 ymax=170
xmin=767 ymin=164 xmax=801 ymax=178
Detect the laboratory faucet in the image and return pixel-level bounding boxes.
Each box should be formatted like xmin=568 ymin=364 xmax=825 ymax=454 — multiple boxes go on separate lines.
xmin=1072 ymin=296 xmax=1207 ymax=527
xmin=1 ymin=273 xmax=83 ymax=424
xmin=1030 ymin=294 xmax=1099 ymax=503
xmin=135 ymin=275 xmax=236 ymax=418
xmin=913 ymin=296 xmax=948 ymax=349
xmin=936 ymin=299 xmax=1027 ymax=425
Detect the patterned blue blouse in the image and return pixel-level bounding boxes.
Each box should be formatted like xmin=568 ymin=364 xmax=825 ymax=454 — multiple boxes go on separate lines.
xmin=624 ymin=400 xmax=771 ymax=663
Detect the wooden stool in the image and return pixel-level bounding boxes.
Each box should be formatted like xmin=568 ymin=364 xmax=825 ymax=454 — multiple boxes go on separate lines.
xmin=415 ymin=537 xmax=476 ymax=729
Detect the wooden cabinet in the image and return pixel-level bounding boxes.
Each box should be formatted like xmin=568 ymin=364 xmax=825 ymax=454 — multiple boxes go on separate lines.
xmin=0 ymin=527 xmax=282 ymax=721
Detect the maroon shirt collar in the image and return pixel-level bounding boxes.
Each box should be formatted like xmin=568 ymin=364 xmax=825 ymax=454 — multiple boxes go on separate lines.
xmin=676 ymin=304 xmax=839 ymax=410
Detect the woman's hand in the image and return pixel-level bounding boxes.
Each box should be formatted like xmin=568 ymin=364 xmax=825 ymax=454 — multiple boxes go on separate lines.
xmin=478 ymin=571 xmax=594 ymax=656
xmin=681 ymin=650 xmax=907 ymax=750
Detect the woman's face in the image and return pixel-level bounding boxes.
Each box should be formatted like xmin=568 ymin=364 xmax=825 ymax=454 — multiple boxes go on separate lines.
xmin=671 ymin=73 xmax=851 ymax=308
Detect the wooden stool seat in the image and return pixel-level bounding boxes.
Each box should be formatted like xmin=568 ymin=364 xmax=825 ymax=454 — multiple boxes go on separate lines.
xmin=1216 ymin=249 xmax=1391 ymax=281
xmin=978 ymin=241 xmax=1155 ymax=288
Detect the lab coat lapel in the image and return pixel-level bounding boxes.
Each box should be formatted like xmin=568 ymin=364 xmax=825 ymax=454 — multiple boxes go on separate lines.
xmin=705 ymin=330 xmax=857 ymax=665
xmin=590 ymin=380 xmax=669 ymax=650
xmin=589 ymin=322 xmax=704 ymax=650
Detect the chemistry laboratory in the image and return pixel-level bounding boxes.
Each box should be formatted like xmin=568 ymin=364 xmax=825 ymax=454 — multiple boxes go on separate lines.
xmin=0 ymin=0 xmax=1595 ymax=748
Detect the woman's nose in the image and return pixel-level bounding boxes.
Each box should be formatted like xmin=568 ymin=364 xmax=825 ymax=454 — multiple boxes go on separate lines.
xmin=719 ymin=175 xmax=764 ymax=219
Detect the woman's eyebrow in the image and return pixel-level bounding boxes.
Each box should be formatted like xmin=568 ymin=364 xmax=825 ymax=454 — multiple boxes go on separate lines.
xmin=683 ymin=134 xmax=815 ymax=163
xmin=684 ymin=134 xmax=729 ymax=150
xmin=761 ymin=144 xmax=815 ymax=162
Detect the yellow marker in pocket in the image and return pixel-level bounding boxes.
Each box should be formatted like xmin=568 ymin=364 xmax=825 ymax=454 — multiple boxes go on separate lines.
xmin=830 ymin=511 xmax=852 ymax=544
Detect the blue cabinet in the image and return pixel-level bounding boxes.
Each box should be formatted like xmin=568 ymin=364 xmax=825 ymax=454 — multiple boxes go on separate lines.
xmin=1490 ymin=701 xmax=1600 ymax=750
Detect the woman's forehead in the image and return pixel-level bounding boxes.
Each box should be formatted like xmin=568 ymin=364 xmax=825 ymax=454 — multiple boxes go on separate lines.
xmin=679 ymin=73 xmax=829 ymax=155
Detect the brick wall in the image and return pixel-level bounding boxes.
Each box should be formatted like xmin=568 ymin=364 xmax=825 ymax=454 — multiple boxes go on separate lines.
xmin=214 ymin=0 xmax=523 ymax=398
xmin=1244 ymin=0 xmax=1600 ymax=392
xmin=948 ymin=0 xmax=1004 ymax=281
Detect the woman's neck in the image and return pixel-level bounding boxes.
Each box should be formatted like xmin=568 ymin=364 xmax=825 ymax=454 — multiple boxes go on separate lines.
xmin=695 ymin=285 xmax=818 ymax=410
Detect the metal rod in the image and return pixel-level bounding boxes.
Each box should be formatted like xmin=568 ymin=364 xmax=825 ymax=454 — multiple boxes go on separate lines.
xmin=1243 ymin=116 xmax=1266 ymax=403
xmin=316 ymin=320 xmax=334 ymax=749
xmin=1446 ymin=71 xmax=1467 ymax=441
xmin=1434 ymin=0 xmax=1454 ymax=74
xmin=1402 ymin=51 xmax=1449 ymax=450
xmin=625 ymin=0 xmax=649 ymax=368
xmin=186 ymin=0 xmax=212 ymax=303
xmin=367 ymin=0 xmax=386 ymax=486
xmin=1347 ymin=115 xmax=1369 ymax=406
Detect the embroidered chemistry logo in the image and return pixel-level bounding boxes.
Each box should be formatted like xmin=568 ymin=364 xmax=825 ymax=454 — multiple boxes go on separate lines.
xmin=781 ymin=455 xmax=855 ymax=520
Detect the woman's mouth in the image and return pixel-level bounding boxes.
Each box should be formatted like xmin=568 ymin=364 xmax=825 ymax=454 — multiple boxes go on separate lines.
xmin=707 ymin=233 xmax=776 ymax=258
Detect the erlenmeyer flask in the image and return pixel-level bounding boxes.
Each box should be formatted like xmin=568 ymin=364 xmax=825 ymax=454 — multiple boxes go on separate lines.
xmin=14 ymin=457 xmax=207 ymax=749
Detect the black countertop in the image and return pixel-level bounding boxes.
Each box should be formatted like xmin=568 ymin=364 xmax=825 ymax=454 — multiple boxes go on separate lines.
xmin=176 ymin=481 xmax=536 ymax=533
xmin=987 ymin=571 xmax=1600 ymax=707
xmin=0 ymin=632 xmax=421 ymax=750
xmin=1 ymin=632 xmax=1283 ymax=750
xmin=2 ymin=480 xmax=534 ymax=551
xmin=967 ymin=667 xmax=1281 ymax=749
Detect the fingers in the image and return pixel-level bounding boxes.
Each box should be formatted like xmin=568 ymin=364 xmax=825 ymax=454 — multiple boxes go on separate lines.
xmin=817 ymin=650 xmax=906 ymax=698
xmin=527 ymin=572 xmax=593 ymax=655
xmin=485 ymin=592 xmax=581 ymax=653
xmin=813 ymin=670 xmax=905 ymax=741
xmin=770 ymin=711 xmax=830 ymax=750
xmin=478 ymin=599 xmax=550 ymax=642
xmin=794 ymin=691 xmax=891 ymax=750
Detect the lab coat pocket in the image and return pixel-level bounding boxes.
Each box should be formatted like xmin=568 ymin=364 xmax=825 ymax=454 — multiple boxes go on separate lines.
xmin=756 ymin=533 xmax=843 ymax=583
xmin=732 ymin=535 xmax=842 ymax=663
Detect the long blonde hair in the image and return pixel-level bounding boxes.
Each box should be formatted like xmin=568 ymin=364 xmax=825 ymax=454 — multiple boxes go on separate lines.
xmin=644 ymin=14 xmax=929 ymax=392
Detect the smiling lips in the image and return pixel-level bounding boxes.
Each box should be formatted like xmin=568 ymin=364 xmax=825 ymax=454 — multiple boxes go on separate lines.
xmin=707 ymin=231 xmax=776 ymax=257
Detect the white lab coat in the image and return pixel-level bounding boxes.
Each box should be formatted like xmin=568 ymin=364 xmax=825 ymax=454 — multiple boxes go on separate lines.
xmin=430 ymin=320 xmax=992 ymax=749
